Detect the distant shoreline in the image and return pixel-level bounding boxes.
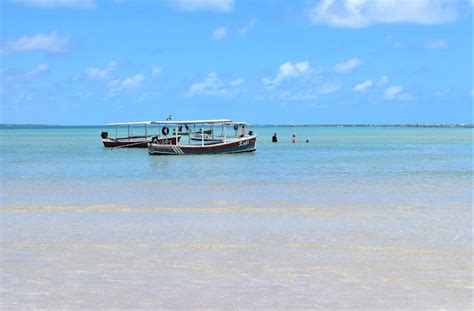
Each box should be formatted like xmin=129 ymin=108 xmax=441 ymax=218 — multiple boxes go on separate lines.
xmin=1 ymin=124 xmax=473 ymax=128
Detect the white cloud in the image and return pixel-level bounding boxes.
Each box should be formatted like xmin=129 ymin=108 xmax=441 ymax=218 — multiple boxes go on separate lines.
xmin=318 ymin=81 xmax=341 ymax=95
xmin=378 ymin=75 xmax=389 ymax=86
xmin=384 ymin=85 xmax=413 ymax=100
xmin=385 ymin=85 xmax=403 ymax=99
xmin=11 ymin=0 xmax=96 ymax=9
xmin=2 ymin=69 xmax=46 ymax=102
xmin=352 ymin=76 xmax=412 ymax=100
xmin=152 ymin=65 xmax=161 ymax=77
xmin=189 ymin=72 xmax=220 ymax=95
xmin=4 ymin=31 xmax=69 ymax=53
xmin=354 ymin=80 xmax=373 ymax=92
xmin=333 ymin=58 xmax=361 ymax=73
xmin=4 ymin=63 xmax=49 ymax=86
xmin=263 ymin=60 xmax=310 ymax=86
xmin=188 ymin=72 xmax=244 ymax=97
xmin=309 ymin=0 xmax=458 ymax=28
xmin=211 ymin=26 xmax=228 ymax=40
xmin=86 ymin=61 xmax=117 ymax=80
xmin=23 ymin=64 xmax=48 ymax=80
xmin=173 ymin=0 xmax=233 ymax=12
xmin=262 ymin=60 xmax=341 ymax=101
xmin=425 ymin=39 xmax=448 ymax=49
xmin=239 ymin=18 xmax=257 ymax=36
xmin=107 ymin=74 xmax=144 ymax=95
xmin=230 ymin=78 xmax=245 ymax=87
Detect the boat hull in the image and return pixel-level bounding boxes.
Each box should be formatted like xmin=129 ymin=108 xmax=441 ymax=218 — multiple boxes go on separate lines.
xmin=148 ymin=136 xmax=257 ymax=155
xmin=103 ymin=136 xmax=178 ymax=148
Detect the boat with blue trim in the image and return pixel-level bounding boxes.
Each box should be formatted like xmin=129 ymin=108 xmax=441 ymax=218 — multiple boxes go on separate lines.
xmin=147 ymin=119 xmax=256 ymax=155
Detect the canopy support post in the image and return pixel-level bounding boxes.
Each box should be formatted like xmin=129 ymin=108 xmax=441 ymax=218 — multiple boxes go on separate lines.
xmin=175 ymin=125 xmax=178 ymax=146
xmin=201 ymin=127 xmax=204 ymax=146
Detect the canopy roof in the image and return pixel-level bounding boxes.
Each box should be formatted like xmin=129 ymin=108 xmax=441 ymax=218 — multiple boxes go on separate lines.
xmin=106 ymin=121 xmax=152 ymax=126
xmin=107 ymin=119 xmax=248 ymax=126
xmin=150 ymin=119 xmax=232 ymax=125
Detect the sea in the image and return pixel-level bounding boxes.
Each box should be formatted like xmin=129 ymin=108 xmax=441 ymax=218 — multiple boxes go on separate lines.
xmin=0 ymin=125 xmax=472 ymax=309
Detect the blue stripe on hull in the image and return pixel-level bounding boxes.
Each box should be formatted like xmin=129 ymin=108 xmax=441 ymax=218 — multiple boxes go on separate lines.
xmin=148 ymin=142 xmax=256 ymax=155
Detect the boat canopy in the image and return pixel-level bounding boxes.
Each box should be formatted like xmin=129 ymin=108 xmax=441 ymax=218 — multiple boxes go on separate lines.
xmin=150 ymin=119 xmax=232 ymax=125
xmin=106 ymin=121 xmax=152 ymax=126
xmin=106 ymin=119 xmax=248 ymax=126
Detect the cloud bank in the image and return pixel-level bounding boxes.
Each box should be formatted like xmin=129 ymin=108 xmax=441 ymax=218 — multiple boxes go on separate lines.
xmin=309 ymin=0 xmax=458 ymax=28
xmin=11 ymin=0 xmax=96 ymax=9
xmin=173 ymin=0 xmax=233 ymax=12
xmin=4 ymin=32 xmax=70 ymax=53
xmin=188 ymin=72 xmax=245 ymax=97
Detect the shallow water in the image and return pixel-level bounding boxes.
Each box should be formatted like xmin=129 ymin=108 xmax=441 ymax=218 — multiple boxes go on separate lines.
xmin=1 ymin=126 xmax=472 ymax=308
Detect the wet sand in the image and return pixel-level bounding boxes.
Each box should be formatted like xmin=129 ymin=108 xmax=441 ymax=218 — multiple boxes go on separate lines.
xmin=1 ymin=203 xmax=472 ymax=309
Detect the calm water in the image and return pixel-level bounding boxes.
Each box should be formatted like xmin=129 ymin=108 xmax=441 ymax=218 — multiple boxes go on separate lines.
xmin=1 ymin=126 xmax=472 ymax=308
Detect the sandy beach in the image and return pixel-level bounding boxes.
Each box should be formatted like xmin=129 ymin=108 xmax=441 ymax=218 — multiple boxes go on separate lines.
xmin=2 ymin=200 xmax=472 ymax=309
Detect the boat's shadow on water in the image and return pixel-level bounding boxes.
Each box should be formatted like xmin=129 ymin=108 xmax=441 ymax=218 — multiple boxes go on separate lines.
xmin=148 ymin=152 xmax=256 ymax=166
xmin=146 ymin=152 xmax=258 ymax=182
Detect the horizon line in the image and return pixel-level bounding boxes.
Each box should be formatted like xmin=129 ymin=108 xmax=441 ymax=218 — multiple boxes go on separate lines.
xmin=1 ymin=123 xmax=473 ymax=128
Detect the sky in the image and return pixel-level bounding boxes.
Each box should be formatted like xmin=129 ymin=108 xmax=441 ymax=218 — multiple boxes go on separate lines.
xmin=0 ymin=0 xmax=473 ymax=125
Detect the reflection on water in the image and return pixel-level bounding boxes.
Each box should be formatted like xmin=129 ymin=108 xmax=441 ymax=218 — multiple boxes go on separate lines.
xmin=0 ymin=127 xmax=472 ymax=308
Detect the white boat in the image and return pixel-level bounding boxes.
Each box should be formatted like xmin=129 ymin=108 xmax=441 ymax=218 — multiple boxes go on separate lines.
xmin=148 ymin=119 xmax=256 ymax=155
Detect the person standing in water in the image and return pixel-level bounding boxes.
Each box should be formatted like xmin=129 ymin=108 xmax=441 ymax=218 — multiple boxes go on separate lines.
xmin=272 ymin=133 xmax=278 ymax=143
xmin=292 ymin=134 xmax=296 ymax=143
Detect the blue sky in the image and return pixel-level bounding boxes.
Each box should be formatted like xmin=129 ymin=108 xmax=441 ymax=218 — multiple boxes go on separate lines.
xmin=1 ymin=0 xmax=472 ymax=125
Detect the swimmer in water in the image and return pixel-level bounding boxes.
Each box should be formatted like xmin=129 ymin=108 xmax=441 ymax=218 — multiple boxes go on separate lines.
xmin=272 ymin=133 xmax=278 ymax=143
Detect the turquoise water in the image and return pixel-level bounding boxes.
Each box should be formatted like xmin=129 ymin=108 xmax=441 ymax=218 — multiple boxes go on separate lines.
xmin=1 ymin=126 xmax=471 ymax=207
xmin=1 ymin=126 xmax=472 ymax=308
